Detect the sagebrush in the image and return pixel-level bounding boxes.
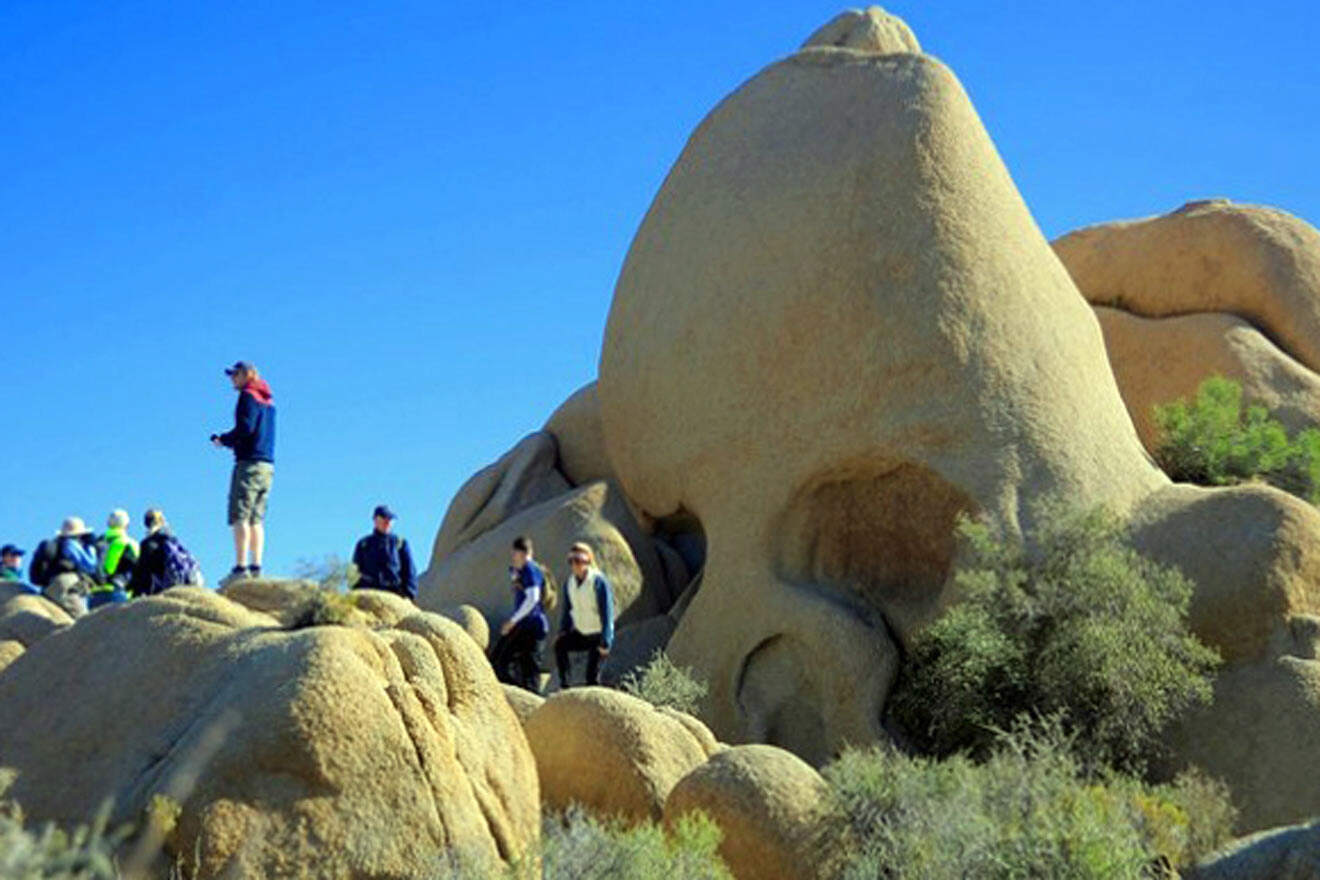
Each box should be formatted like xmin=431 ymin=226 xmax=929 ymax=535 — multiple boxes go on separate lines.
xmin=826 ymin=718 xmax=1236 ymax=880
xmin=889 ymin=505 xmax=1220 ymax=774
xmin=620 ymin=651 xmax=709 ymax=715
xmin=1154 ymin=375 xmax=1320 ymax=503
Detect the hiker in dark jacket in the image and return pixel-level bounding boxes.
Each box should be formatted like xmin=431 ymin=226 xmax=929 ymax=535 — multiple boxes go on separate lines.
xmin=350 ymin=505 xmax=417 ymax=601
xmin=129 ymin=509 xmax=204 ymax=597
xmin=30 ymin=518 xmax=100 ymax=617
xmin=212 ymin=361 xmax=276 ymax=585
xmin=555 ymin=541 xmax=616 ymax=688
xmin=490 ymin=536 xmax=550 ymax=693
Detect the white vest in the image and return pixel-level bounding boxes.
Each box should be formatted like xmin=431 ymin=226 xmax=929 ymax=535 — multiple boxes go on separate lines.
xmin=567 ymin=569 xmax=604 ymax=635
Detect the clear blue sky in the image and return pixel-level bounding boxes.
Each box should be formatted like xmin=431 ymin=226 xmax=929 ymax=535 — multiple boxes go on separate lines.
xmin=3 ymin=1 xmax=1317 ymax=580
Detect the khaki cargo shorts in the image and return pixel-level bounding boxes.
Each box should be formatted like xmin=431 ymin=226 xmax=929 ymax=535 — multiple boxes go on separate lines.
xmin=228 ymin=461 xmax=274 ymax=525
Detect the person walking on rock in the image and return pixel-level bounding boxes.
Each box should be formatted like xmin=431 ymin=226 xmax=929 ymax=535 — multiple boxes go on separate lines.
xmin=90 ymin=509 xmax=137 ymax=609
xmin=490 ymin=536 xmax=550 ymax=693
xmin=554 ymin=542 xmax=616 ymax=688
xmin=30 ymin=518 xmax=100 ymax=617
xmin=211 ymin=361 xmax=276 ymax=585
xmin=350 ymin=505 xmax=417 ymax=601
xmin=1 ymin=544 xmax=37 ymax=594
xmin=129 ymin=509 xmax=204 ymax=597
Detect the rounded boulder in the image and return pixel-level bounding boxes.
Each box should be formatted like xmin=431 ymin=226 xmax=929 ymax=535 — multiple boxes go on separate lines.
xmin=524 ymin=687 xmax=712 ymax=822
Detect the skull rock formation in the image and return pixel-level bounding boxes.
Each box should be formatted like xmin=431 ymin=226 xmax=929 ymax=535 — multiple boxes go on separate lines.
xmin=597 ymin=10 xmax=1166 ymax=761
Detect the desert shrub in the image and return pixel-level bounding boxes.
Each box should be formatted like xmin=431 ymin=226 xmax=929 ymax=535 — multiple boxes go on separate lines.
xmin=293 ymin=554 xmax=353 ymax=592
xmin=0 ymin=797 xmax=127 ymax=880
xmin=888 ymin=506 xmax=1220 ymax=774
xmin=620 ymin=651 xmax=709 ymax=715
xmin=538 ymin=807 xmax=730 ymax=880
xmin=825 ymin=718 xmax=1236 ymax=880
xmin=286 ymin=588 xmax=360 ymax=629
xmin=1154 ymin=375 xmax=1320 ymax=502
xmin=432 ymin=807 xmax=731 ymax=879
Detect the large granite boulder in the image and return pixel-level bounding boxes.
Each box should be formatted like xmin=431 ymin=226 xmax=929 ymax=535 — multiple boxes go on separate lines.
xmin=0 ymin=588 xmax=539 ymax=877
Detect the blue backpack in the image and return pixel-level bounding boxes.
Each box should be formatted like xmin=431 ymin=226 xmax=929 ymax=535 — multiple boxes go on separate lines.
xmin=160 ymin=534 xmax=204 ymax=591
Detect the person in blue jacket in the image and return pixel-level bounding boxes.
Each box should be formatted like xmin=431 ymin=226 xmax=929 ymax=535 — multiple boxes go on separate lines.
xmin=554 ymin=541 xmax=616 ymax=688
xmin=211 ymin=361 xmax=276 ymax=584
xmin=350 ymin=505 xmax=417 ymax=601
xmin=489 ymin=535 xmax=549 ymax=693
xmin=0 ymin=544 xmax=37 ymax=594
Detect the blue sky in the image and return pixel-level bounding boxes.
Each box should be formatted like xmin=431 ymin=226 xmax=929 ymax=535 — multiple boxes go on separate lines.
xmin=3 ymin=1 xmax=1318 ymax=580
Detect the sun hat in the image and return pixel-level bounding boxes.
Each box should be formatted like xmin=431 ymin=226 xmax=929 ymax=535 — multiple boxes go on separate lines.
xmin=59 ymin=517 xmax=90 ymax=537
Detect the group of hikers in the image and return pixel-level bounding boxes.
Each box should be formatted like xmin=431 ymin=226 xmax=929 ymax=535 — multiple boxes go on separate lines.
xmin=489 ymin=535 xmax=617 ymax=693
xmin=3 ymin=359 xmax=617 ymax=690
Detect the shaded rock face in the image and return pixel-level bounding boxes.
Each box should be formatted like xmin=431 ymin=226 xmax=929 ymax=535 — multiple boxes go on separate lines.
xmin=1094 ymin=306 xmax=1320 ymax=450
xmin=1054 ymin=201 xmax=1320 ymax=453
xmin=0 ymin=589 xmax=539 ymax=878
xmin=1187 ymin=819 xmax=1320 ymax=880
xmin=597 ymin=19 xmax=1164 ymax=761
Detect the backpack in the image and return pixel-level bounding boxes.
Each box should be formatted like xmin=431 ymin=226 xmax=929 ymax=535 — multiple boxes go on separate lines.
xmin=28 ymin=538 xmax=59 ymax=587
xmin=160 ymin=534 xmax=204 ymax=590
xmin=535 ymin=561 xmax=559 ymax=612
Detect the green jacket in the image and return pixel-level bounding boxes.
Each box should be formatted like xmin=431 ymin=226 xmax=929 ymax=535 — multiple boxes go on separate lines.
xmin=100 ymin=527 xmax=140 ymax=591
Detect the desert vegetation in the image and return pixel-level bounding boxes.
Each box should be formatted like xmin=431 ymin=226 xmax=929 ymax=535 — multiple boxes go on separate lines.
xmin=1154 ymin=376 xmax=1320 ymax=503
xmin=889 ymin=506 xmax=1221 ymax=775
xmin=620 ymin=650 xmax=709 ymax=715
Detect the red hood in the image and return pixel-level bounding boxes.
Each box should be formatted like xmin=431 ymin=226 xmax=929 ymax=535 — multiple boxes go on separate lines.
xmin=243 ymin=378 xmax=274 ymax=405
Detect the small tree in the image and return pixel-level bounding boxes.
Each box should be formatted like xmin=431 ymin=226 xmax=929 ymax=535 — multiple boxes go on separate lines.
xmin=293 ymin=555 xmax=353 ymax=592
xmin=1154 ymin=375 xmax=1320 ymax=503
xmin=888 ymin=506 xmax=1220 ymax=775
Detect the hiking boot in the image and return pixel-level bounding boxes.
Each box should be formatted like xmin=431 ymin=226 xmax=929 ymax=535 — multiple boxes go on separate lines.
xmin=246 ymin=565 xmax=262 ymax=580
xmin=219 ymin=566 xmax=249 ymax=587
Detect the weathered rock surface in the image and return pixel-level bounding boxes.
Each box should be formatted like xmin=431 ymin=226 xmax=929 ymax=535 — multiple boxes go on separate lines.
xmin=420 ymin=481 xmax=667 ymax=629
xmin=664 ymin=745 xmax=831 ymax=880
xmin=597 ymin=11 xmax=1164 ymax=761
xmin=501 ymin=684 xmax=544 ymax=725
xmin=1187 ymin=819 xmax=1320 ymax=880
xmin=1054 ymin=199 xmax=1320 ymax=374
xmin=544 ymin=382 xmax=617 ymax=487
xmin=0 ymin=640 xmax=23 ymax=673
xmin=1131 ymin=483 xmax=1320 ymax=663
xmin=524 ymin=688 xmax=712 ymax=822
xmin=0 ymin=587 xmax=72 ymax=649
xmin=0 ymin=588 xmax=539 ymax=877
xmin=1094 ymin=306 xmax=1320 ymax=449
xmin=428 ymin=432 xmax=570 ymax=566
xmin=801 ymin=6 xmax=920 ymax=54
xmin=1167 ymin=646 xmax=1320 ymax=833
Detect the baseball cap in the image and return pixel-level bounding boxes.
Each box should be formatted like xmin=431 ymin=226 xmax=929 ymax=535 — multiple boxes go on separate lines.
xmin=224 ymin=360 xmax=254 ymax=376
xmin=373 ymin=505 xmax=397 ymax=521
xmin=1 ymin=544 xmax=24 ymax=557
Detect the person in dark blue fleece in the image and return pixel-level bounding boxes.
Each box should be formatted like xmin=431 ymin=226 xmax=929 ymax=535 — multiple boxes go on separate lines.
xmin=350 ymin=505 xmax=417 ymax=601
xmin=490 ymin=535 xmax=550 ymax=693
xmin=212 ymin=361 xmax=276 ymax=584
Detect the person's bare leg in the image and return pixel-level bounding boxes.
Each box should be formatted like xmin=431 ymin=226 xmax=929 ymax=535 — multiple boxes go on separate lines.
xmin=251 ymin=523 xmax=265 ymax=569
xmin=233 ymin=522 xmax=251 ymax=568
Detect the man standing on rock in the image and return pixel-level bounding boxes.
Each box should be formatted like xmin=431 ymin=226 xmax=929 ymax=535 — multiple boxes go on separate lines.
xmin=350 ymin=505 xmax=417 ymax=601
xmin=489 ymin=536 xmax=550 ymax=693
xmin=212 ymin=361 xmax=276 ymax=585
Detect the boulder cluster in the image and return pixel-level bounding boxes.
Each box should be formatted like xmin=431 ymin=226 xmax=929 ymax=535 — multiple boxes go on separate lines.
xmin=3 ymin=5 xmax=1320 ymax=877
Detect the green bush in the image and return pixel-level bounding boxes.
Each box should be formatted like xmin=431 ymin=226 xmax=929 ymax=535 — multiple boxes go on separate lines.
xmin=0 ymin=798 xmax=127 ymax=880
xmin=825 ymin=718 xmax=1236 ymax=880
xmin=620 ymin=651 xmax=709 ymax=715
xmin=888 ymin=506 xmax=1220 ymax=775
xmin=433 ymin=807 xmax=732 ymax=879
xmin=1154 ymin=375 xmax=1320 ymax=502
